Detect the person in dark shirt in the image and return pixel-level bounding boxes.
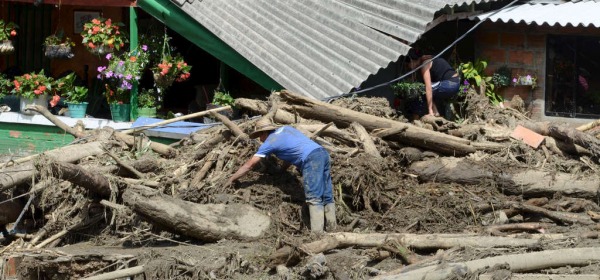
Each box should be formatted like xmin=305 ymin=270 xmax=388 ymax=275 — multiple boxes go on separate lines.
xmin=407 ymin=48 xmax=460 ymax=118
xmin=226 ymin=118 xmax=337 ymax=234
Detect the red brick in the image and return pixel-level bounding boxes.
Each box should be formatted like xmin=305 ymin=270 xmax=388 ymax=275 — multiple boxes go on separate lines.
xmin=508 ymin=50 xmax=534 ymax=65
xmin=527 ymin=34 xmax=545 ymax=48
xmin=501 ymin=33 xmax=526 ymax=48
xmin=511 ymin=125 xmax=544 ymax=148
xmin=479 ymin=48 xmax=506 ymax=63
xmin=476 ymin=32 xmax=499 ymax=46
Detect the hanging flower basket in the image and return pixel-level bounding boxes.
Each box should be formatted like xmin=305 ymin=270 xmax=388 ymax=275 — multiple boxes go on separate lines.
xmin=0 ymin=40 xmax=14 ymax=54
xmin=153 ymin=72 xmax=175 ymax=88
xmin=44 ymin=44 xmax=74 ymax=59
xmin=89 ymin=44 xmax=114 ymax=56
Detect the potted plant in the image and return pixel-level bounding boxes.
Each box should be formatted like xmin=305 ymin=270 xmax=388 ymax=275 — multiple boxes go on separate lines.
xmin=491 ymin=65 xmax=512 ymax=88
xmin=204 ymin=90 xmax=235 ymax=123
xmin=81 ymin=17 xmax=128 ymax=55
xmin=97 ymin=45 xmax=149 ymax=122
xmin=150 ymin=32 xmax=192 ymax=90
xmin=513 ymin=73 xmax=537 ymax=89
xmin=55 ymin=72 xmax=89 ymax=118
xmin=44 ymin=31 xmax=75 ymax=59
xmin=152 ymin=53 xmax=192 ymax=89
xmin=0 ymin=20 xmax=18 ymax=54
xmin=11 ymin=70 xmax=53 ymax=115
xmin=137 ymin=88 xmax=160 ymax=118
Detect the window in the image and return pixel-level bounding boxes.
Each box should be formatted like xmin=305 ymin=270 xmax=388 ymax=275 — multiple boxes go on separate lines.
xmin=546 ymin=35 xmax=600 ymax=118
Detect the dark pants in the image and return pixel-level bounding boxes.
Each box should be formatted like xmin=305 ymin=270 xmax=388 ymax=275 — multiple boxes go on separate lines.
xmin=408 ymin=78 xmax=460 ymax=117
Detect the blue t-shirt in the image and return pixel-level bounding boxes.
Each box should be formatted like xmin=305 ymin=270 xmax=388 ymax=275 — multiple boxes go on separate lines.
xmin=255 ymin=126 xmax=322 ymax=169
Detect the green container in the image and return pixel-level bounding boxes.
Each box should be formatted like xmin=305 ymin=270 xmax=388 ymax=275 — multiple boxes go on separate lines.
xmin=67 ymin=102 xmax=88 ymax=118
xmin=138 ymin=107 xmax=157 ymax=118
xmin=110 ymin=103 xmax=131 ymax=122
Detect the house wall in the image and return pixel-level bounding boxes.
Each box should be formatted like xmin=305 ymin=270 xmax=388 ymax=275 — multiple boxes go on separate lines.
xmin=475 ymin=21 xmax=600 ymax=124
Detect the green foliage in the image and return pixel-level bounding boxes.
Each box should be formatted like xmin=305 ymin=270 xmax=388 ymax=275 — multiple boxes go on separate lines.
xmin=138 ymin=88 xmax=160 ymax=109
xmin=11 ymin=70 xmax=54 ymax=100
xmin=0 ymin=20 xmax=18 ymax=41
xmin=0 ymin=74 xmax=11 ymax=98
xmin=81 ymin=17 xmax=128 ymax=52
xmin=458 ymin=60 xmax=503 ymax=105
xmin=491 ymin=65 xmax=512 ymax=87
xmin=211 ymin=91 xmax=235 ymax=106
xmin=65 ymin=86 xmax=89 ymax=104
xmin=44 ymin=30 xmax=74 ymax=47
xmin=390 ymin=81 xmax=425 ymax=101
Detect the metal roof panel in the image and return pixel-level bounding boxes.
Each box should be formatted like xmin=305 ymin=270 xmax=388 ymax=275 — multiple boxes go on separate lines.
xmin=172 ymin=0 xmax=502 ymax=99
xmin=477 ymin=1 xmax=600 ymax=27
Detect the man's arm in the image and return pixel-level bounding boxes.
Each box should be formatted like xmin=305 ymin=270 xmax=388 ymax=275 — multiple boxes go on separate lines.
xmin=420 ymin=61 xmax=435 ymax=116
xmin=226 ymin=156 xmax=262 ymax=186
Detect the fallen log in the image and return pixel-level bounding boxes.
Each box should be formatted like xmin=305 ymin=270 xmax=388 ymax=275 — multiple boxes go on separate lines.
xmin=80 ymin=265 xmax=145 ymax=280
xmin=350 ymin=122 xmax=381 ymax=158
xmin=269 ymin=232 xmax=540 ymax=266
xmin=522 ymin=121 xmax=600 ymax=158
xmin=0 ymin=142 xmax=105 ymax=191
xmin=408 ymin=157 xmax=600 ymax=199
xmin=278 ymin=90 xmax=476 ymax=155
xmin=122 ymin=185 xmax=271 ymax=241
xmin=373 ymin=247 xmax=600 ymax=280
xmin=42 ymin=161 xmax=112 ymax=197
xmin=297 ymin=124 xmax=358 ymax=146
xmin=28 ymin=105 xmax=177 ymax=158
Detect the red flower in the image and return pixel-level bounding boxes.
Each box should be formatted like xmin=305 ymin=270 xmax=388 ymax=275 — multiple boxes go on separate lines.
xmin=38 ymin=85 xmax=46 ymax=92
xmin=13 ymin=80 xmax=20 ymax=91
xmin=92 ymin=18 xmax=101 ymax=25
xmin=88 ymin=42 xmax=95 ymax=49
xmin=50 ymin=95 xmax=60 ymax=107
xmin=10 ymin=30 xmax=16 ymax=37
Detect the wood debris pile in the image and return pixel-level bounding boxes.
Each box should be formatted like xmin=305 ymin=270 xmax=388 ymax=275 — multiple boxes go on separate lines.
xmin=1 ymin=89 xmax=600 ymax=279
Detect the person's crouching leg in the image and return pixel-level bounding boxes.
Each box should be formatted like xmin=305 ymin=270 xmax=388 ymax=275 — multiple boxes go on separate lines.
xmin=307 ymin=203 xmax=324 ymax=234
xmin=324 ymin=203 xmax=337 ymax=232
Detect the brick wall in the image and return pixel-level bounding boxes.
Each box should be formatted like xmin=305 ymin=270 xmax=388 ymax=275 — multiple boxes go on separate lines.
xmin=474 ymin=22 xmax=600 ymax=121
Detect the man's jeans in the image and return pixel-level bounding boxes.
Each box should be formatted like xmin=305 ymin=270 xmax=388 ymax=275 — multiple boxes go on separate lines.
xmin=302 ymin=148 xmax=334 ymax=206
xmin=409 ymin=78 xmax=460 ymax=116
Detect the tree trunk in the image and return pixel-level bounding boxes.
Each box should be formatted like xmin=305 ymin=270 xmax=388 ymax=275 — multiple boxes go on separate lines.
xmin=45 ymin=161 xmax=112 ymax=197
xmin=122 ymin=185 xmax=271 ymax=241
xmin=373 ymin=247 xmax=600 ymax=280
xmin=0 ymin=142 xmax=105 ymax=191
xmin=278 ymin=90 xmax=476 ymax=156
xmin=269 ymin=232 xmax=540 ymax=266
xmin=408 ymin=157 xmax=600 ymax=199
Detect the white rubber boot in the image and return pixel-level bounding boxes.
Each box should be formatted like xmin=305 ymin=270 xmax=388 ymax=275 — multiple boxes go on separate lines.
xmin=324 ymin=203 xmax=337 ymax=232
xmin=308 ymin=204 xmax=324 ymax=234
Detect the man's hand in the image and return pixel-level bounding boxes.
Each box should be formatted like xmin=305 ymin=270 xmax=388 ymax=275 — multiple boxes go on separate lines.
xmin=224 ymin=178 xmax=235 ymax=188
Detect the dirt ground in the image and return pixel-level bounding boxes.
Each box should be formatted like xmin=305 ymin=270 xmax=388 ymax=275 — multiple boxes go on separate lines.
xmin=3 ymin=91 xmax=600 ymax=279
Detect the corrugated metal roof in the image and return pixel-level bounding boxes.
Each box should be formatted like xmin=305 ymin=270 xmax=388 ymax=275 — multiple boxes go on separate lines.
xmin=476 ymin=1 xmax=600 ymax=27
xmin=171 ymin=0 xmax=499 ymax=100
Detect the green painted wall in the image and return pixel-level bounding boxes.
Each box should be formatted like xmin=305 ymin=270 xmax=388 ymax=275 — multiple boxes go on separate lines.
xmin=0 ymin=123 xmax=74 ymax=155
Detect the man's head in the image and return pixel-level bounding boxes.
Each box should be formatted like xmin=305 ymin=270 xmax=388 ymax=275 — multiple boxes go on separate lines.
xmin=249 ymin=118 xmax=278 ymax=141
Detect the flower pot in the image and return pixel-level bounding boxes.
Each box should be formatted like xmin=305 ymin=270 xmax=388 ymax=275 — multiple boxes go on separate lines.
xmin=110 ymin=103 xmax=131 ymax=122
xmin=19 ymin=94 xmax=48 ymax=115
xmin=153 ymin=72 xmax=175 ymax=88
xmin=45 ymin=44 xmax=74 ymax=59
xmin=67 ymin=102 xmax=88 ymax=118
xmin=0 ymin=40 xmax=14 ymax=54
xmin=138 ymin=107 xmax=157 ymax=118
xmin=89 ymin=44 xmax=114 ymax=56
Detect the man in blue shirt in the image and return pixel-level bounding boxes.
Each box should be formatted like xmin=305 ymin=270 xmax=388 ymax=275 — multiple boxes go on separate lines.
xmin=226 ymin=118 xmax=336 ymax=233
